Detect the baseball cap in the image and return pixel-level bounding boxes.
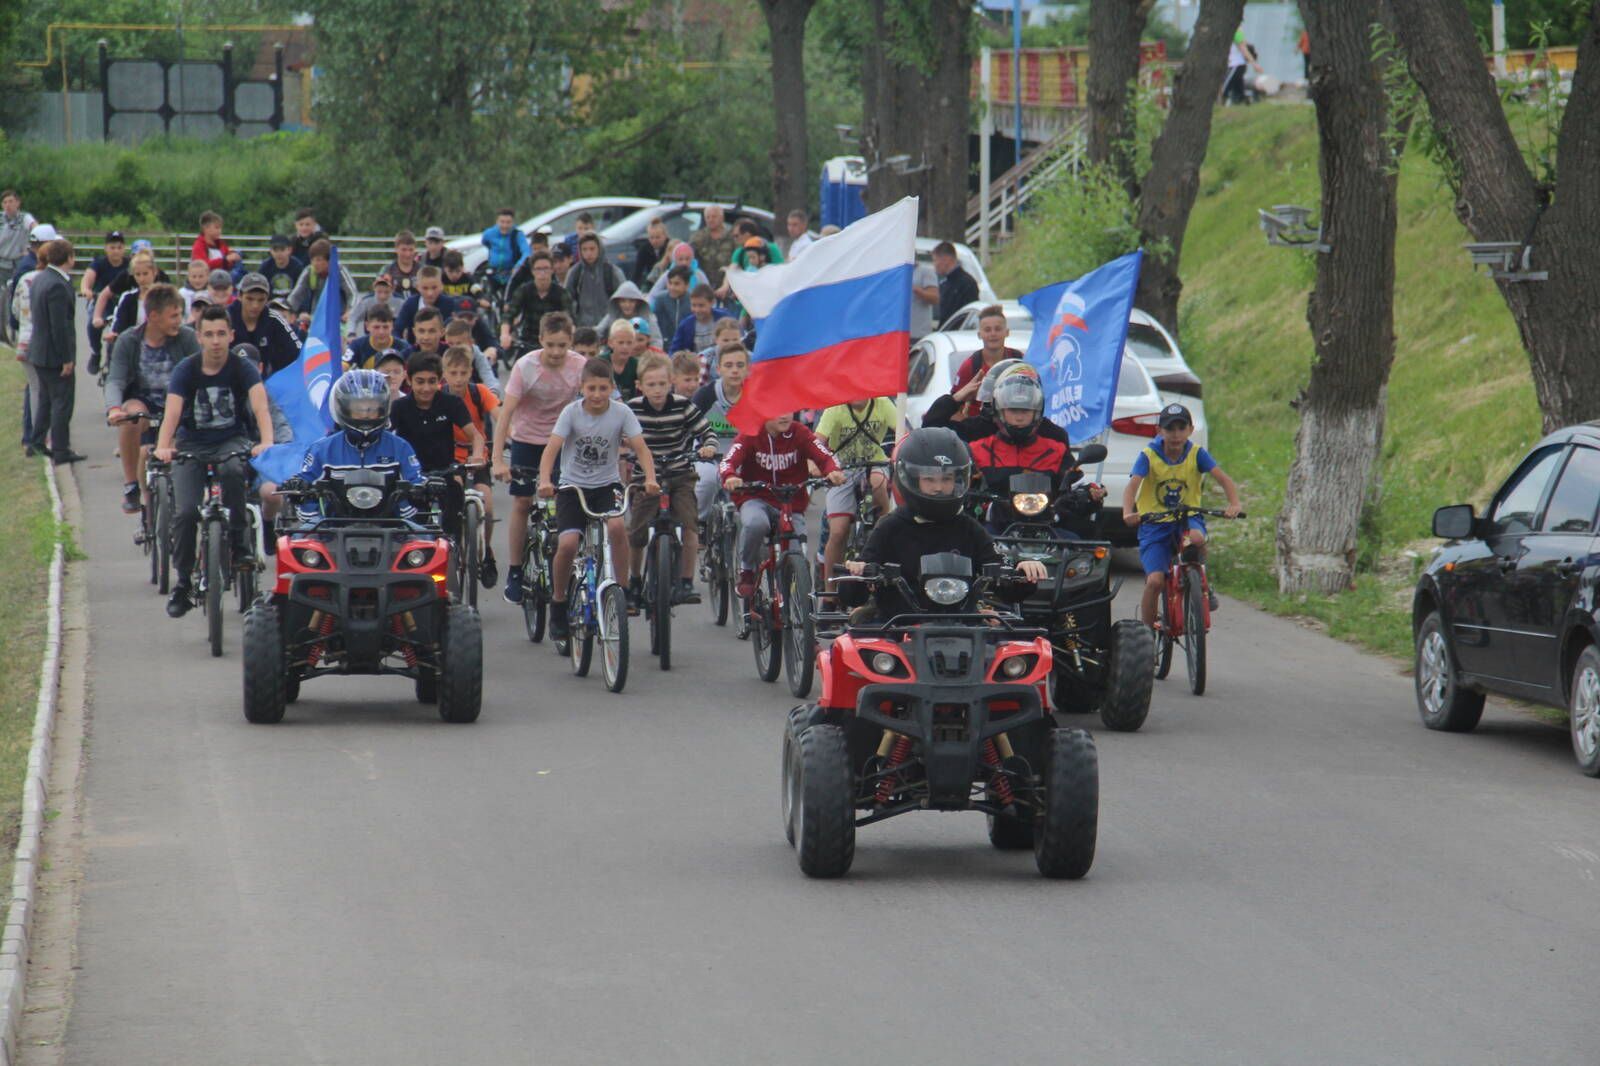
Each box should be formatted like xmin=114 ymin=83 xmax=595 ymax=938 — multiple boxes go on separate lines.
xmin=629 ymin=316 xmax=652 ymax=338
xmin=372 ymin=274 xmax=393 ymax=288
xmin=189 ymin=292 xmax=213 ymax=308
xmin=238 ymin=272 xmax=271 ymax=294
xmin=424 ymin=226 xmax=446 ymax=240
xmin=269 ymin=233 xmax=292 ymax=248
xmin=105 ymin=229 xmax=125 ymax=243
xmin=1158 ymin=403 xmax=1193 ymax=428
xmin=533 ymin=226 xmax=553 ymax=238
xmin=375 ymin=349 xmax=407 ymax=368
xmin=209 ymin=268 xmax=233 ymax=288
xmin=29 ymin=223 xmax=59 ymax=242
xmin=130 ymin=238 xmax=153 ymax=253
xmin=742 ymin=236 xmax=765 ymax=251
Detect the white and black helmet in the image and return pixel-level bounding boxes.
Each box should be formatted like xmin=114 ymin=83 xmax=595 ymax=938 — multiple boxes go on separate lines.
xmin=892 ymin=426 xmax=973 ymax=522
xmin=330 ymin=369 xmax=393 ymax=448
xmin=992 ymin=370 xmax=1044 ymax=445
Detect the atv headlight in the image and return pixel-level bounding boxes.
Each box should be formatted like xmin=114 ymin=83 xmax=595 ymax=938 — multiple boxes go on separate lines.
xmin=297 ymin=547 xmax=325 ymax=568
xmin=871 ymin=652 xmax=899 ymax=675
xmin=402 ymin=548 xmax=430 ymax=568
xmin=1000 ymin=655 xmax=1031 ymax=679
xmin=1061 ymin=549 xmax=1109 ymax=580
xmin=347 ymin=485 xmax=384 ymax=511
xmin=924 ymin=576 xmax=969 ymax=605
xmin=1012 ymin=492 xmax=1050 ymax=516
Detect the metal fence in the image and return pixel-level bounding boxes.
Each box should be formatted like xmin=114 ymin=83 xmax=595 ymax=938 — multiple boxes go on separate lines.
xmin=56 ymin=231 xmax=428 ymax=287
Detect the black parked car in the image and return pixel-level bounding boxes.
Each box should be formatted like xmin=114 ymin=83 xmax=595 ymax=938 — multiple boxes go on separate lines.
xmin=1413 ymin=422 xmax=1600 ymax=775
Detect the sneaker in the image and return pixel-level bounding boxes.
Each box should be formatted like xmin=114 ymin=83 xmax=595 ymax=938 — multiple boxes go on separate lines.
xmin=503 ymin=565 xmax=525 ymax=605
xmin=736 ymin=570 xmax=756 ymax=600
xmin=627 ymin=576 xmax=643 ymax=610
xmin=121 ymin=482 xmax=141 ymax=514
xmin=1208 ymin=587 xmax=1219 ymax=612
xmin=675 ymin=578 xmax=701 ymax=605
xmin=479 ymin=552 xmax=499 ymax=589
xmin=549 ymin=601 xmax=571 ymax=640
xmin=166 ymin=586 xmax=192 ymax=618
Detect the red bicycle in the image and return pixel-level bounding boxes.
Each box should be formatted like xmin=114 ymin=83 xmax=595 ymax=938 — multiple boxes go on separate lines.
xmin=1143 ymin=505 xmax=1244 ymax=696
xmin=735 ymin=479 xmax=831 ymax=697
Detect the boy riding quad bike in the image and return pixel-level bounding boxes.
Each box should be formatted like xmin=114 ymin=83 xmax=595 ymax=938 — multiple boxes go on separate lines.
xmin=782 ymin=428 xmax=1099 ymax=879
xmin=241 ymin=370 xmax=483 ymax=725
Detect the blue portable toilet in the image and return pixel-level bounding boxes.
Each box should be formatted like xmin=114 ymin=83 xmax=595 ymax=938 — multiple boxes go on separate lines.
xmin=819 ymin=156 xmax=868 ymax=230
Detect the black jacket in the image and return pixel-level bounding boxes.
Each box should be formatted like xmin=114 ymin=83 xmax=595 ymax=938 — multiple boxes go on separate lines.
xmin=839 ymin=509 xmax=1033 ymax=620
xmin=28 ymin=267 xmax=76 ymax=369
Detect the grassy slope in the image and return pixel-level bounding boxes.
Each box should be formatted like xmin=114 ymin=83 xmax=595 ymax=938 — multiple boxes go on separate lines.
xmin=993 ymin=103 xmax=1543 ymax=660
xmin=0 ymin=352 xmax=59 ymax=870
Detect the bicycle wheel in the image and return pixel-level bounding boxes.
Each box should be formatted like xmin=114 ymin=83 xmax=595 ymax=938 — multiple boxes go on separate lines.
xmin=654 ymin=534 xmax=677 ymax=669
xmin=600 ymin=583 xmax=630 ymax=693
xmin=144 ymin=489 xmax=159 ymax=586
xmin=522 ymin=527 xmax=547 ymax=643
xmin=1184 ymin=569 xmax=1207 ymax=696
xmin=782 ymin=552 xmax=815 ymax=698
xmin=206 ymin=519 xmax=226 ymax=658
xmin=570 ymin=591 xmax=594 ymax=677
xmin=752 ymin=566 xmax=782 ymax=683
xmin=460 ymin=498 xmax=481 ymax=609
xmin=156 ymin=479 xmax=174 ymax=595
xmin=1154 ymin=576 xmax=1175 ymax=680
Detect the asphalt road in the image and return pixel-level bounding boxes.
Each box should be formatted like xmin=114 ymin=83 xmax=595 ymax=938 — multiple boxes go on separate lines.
xmin=53 ymin=369 xmax=1600 ymax=1065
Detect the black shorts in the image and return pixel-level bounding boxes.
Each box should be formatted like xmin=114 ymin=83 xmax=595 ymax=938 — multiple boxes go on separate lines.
xmin=509 ymin=441 xmax=559 ymax=498
xmin=555 ymin=484 xmax=623 ymax=535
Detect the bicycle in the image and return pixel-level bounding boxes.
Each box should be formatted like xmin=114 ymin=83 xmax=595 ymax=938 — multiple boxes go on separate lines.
xmin=639 ymin=454 xmax=701 ymax=671
xmin=113 ymin=411 xmax=172 ymax=591
xmin=511 ymin=465 xmax=560 ymax=642
xmin=174 ymin=450 xmax=262 ymax=658
xmin=429 ymin=462 xmax=487 ymax=608
xmin=733 ymin=479 xmax=830 ymax=697
xmin=553 ymin=483 xmax=638 ymax=693
xmin=699 ymin=465 xmax=738 ymax=630
xmin=1141 ymin=505 xmax=1245 ymax=696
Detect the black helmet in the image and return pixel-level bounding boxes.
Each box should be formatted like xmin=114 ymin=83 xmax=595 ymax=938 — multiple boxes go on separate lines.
xmin=892 ymin=426 xmax=973 ymax=522
xmin=992 ymin=370 xmax=1044 ymax=445
xmin=330 ymin=369 xmax=393 ymax=449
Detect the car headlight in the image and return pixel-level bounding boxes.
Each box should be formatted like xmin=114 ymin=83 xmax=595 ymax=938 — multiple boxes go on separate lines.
xmin=402 ymin=548 xmax=430 ymax=568
xmin=347 ymin=485 xmax=384 ymax=511
xmin=1012 ymin=492 xmax=1050 ymax=516
xmin=924 ymin=576 xmax=969 ymax=605
xmin=1000 ymin=655 xmax=1030 ymax=679
xmin=871 ymin=652 xmax=899 ymax=674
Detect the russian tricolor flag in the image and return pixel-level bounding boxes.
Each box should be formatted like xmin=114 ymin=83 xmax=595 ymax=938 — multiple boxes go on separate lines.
xmin=725 ymin=197 xmax=918 ymax=434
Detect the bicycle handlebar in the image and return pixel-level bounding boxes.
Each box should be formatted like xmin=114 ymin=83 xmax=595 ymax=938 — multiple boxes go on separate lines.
xmin=558 ymin=482 xmax=642 ymax=520
xmin=172 ymin=449 xmax=256 ymax=468
xmin=725 ymin=477 xmax=835 ymax=495
xmin=1140 ymin=506 xmax=1246 ymax=523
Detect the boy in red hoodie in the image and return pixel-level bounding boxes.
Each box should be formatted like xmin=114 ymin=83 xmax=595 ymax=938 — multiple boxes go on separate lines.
xmin=190 ymin=210 xmax=241 ymax=272
xmin=721 ymin=412 xmax=845 ymax=598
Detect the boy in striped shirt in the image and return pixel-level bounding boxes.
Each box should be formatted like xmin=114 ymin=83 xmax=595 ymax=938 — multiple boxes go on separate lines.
xmin=626 ymin=352 xmax=717 ymax=607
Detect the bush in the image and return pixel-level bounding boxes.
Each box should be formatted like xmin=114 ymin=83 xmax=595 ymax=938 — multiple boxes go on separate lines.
xmin=989 ymin=161 xmax=1148 ymax=295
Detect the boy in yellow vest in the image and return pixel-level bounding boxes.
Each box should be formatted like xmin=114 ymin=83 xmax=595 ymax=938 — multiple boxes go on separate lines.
xmin=1121 ymin=403 xmax=1241 ymax=627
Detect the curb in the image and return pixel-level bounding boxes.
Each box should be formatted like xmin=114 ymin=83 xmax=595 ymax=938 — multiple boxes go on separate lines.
xmin=0 ymin=458 xmax=67 ymax=1066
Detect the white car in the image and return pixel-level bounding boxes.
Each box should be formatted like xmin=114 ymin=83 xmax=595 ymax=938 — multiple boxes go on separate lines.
xmin=937 ymin=300 xmax=1206 ymax=435
xmin=906 ymin=329 xmax=1187 ymax=542
xmin=450 ymin=197 xmax=659 ymax=272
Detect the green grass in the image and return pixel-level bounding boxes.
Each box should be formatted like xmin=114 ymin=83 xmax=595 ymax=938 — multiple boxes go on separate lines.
xmin=0 ymin=351 xmax=62 ymax=869
xmin=993 ymin=103 xmax=1542 ymax=662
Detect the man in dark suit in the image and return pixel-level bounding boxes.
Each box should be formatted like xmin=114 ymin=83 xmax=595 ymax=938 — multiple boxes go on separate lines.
xmin=932 ymin=240 xmax=979 ymax=329
xmin=28 ymin=239 xmax=85 ymax=464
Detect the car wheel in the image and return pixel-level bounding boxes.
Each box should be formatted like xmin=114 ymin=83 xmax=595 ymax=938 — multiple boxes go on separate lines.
xmin=1414 ymin=611 xmax=1485 ymax=732
xmin=1569 ymin=645 xmax=1600 ymax=777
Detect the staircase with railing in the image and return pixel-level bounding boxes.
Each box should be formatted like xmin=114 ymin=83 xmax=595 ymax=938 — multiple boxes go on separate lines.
xmin=965 ymin=115 xmax=1088 ymax=252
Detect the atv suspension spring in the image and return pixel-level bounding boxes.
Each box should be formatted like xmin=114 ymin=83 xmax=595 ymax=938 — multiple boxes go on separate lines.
xmin=306 ymin=613 xmax=336 ymax=668
xmin=875 ymin=735 xmax=914 ymax=805
xmin=391 ymin=617 xmax=418 ymax=668
xmin=982 ymin=739 xmax=1015 ymax=807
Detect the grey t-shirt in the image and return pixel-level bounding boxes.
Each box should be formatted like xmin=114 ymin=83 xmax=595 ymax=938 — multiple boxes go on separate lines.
xmin=552 ymin=399 xmax=644 ymax=488
xmin=910 ymin=261 xmax=939 ymax=340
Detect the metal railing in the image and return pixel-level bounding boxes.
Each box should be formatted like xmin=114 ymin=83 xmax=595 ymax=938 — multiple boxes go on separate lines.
xmin=965 ymin=115 xmax=1087 ymax=249
xmin=55 ymin=231 xmax=446 ymax=286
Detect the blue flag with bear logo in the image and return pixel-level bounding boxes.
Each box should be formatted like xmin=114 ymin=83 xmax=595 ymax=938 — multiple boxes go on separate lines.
xmin=1017 ymin=249 xmax=1142 ymax=444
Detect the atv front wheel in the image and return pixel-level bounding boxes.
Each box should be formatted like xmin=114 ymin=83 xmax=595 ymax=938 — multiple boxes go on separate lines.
xmin=1098 ymin=619 xmax=1155 ymax=732
xmin=1034 ymin=728 xmax=1098 ymax=879
xmin=415 ymin=670 xmax=438 ymax=704
xmin=794 ymin=724 xmax=855 ymax=878
xmin=987 ymin=808 xmax=1034 ymax=850
xmin=242 ymin=601 xmax=287 ymax=724
xmin=437 ymin=604 xmax=483 ymax=723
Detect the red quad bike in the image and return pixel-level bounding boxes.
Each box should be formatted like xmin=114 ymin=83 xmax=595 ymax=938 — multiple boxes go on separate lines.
xmin=240 ymin=466 xmax=483 ymax=725
xmin=783 ymin=553 xmax=1099 ymax=879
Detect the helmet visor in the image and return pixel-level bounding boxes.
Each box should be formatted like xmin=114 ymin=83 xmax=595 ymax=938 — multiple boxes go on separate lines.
xmin=898 ymin=460 xmax=971 ymax=500
xmin=992 ymin=375 xmax=1043 ymax=412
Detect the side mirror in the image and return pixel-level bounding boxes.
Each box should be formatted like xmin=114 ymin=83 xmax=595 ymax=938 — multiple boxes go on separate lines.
xmin=1074 ymin=443 xmax=1109 ymax=466
xmin=1432 ymin=504 xmax=1477 ymax=540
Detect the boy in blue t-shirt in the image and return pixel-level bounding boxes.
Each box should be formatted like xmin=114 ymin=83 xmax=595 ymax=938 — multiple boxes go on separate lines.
xmin=1120 ymin=403 xmax=1241 ymax=628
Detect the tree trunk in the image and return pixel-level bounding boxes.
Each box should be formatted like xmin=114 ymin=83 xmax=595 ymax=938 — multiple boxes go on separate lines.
xmin=1387 ymin=0 xmax=1600 ymax=431
xmin=860 ymin=0 xmax=971 ymax=238
xmin=1276 ymin=0 xmax=1400 ymax=596
xmin=759 ymin=0 xmax=817 ymax=225
xmin=922 ymin=0 xmax=973 ymax=240
xmin=1087 ymin=0 xmax=1153 ymax=197
xmin=1132 ymin=0 xmax=1244 ymax=333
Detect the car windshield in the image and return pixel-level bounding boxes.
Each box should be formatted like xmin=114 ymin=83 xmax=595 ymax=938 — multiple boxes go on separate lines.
xmin=1126 ymin=323 xmax=1176 ymax=364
